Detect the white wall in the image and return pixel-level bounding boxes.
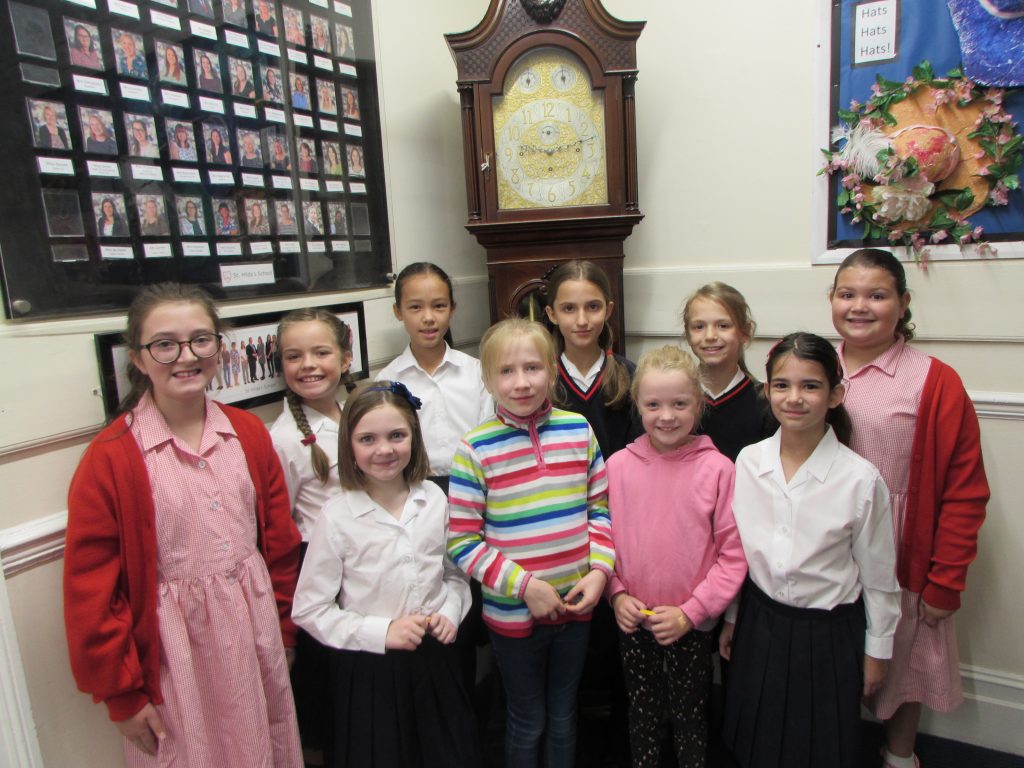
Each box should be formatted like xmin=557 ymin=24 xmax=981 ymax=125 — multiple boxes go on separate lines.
xmin=1 ymin=0 xmax=1022 ymax=763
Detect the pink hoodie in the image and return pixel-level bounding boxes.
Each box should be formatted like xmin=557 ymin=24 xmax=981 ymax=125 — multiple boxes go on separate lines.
xmin=605 ymin=434 xmax=747 ymax=630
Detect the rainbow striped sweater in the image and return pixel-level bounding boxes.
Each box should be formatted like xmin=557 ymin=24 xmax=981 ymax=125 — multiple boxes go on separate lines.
xmin=447 ymin=402 xmax=614 ymax=638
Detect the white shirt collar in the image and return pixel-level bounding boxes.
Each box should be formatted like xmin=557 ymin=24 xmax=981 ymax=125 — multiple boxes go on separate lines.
xmin=702 ymin=368 xmax=746 ymax=398
xmin=390 ymin=343 xmax=462 ymax=375
xmin=758 ymin=425 xmax=841 ymax=486
xmin=560 ymin=353 xmax=604 ymax=390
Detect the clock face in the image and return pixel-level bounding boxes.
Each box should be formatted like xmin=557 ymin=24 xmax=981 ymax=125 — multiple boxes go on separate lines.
xmin=492 ymin=48 xmax=608 ymax=210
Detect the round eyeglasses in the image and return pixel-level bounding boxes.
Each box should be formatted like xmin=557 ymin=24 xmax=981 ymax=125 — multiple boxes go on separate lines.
xmin=139 ymin=334 xmax=222 ymax=364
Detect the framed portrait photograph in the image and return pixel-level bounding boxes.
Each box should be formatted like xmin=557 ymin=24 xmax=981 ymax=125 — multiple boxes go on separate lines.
xmin=111 ymin=28 xmax=147 ymax=79
xmin=282 ymin=5 xmax=304 ymax=47
xmin=290 ymin=72 xmax=310 ymax=111
xmin=176 ymin=195 xmax=206 ymax=237
xmin=334 ymin=22 xmax=353 ymax=60
xmin=315 ymin=78 xmax=337 ymax=115
xmin=340 ymin=85 xmax=360 ymax=121
xmin=301 ymin=200 xmax=323 ymax=237
xmin=322 ymin=140 xmax=343 ymax=176
xmin=124 ymin=112 xmax=159 ymax=159
xmin=346 ymin=143 xmax=364 ymax=177
xmin=296 ymin=138 xmax=317 ymax=174
xmin=136 ymin=193 xmax=170 ymax=237
xmin=156 ymin=40 xmax=187 ymax=85
xmin=244 ymin=197 xmax=270 ymax=235
xmin=213 ymin=197 xmax=240 ymax=236
xmin=275 ymin=199 xmax=299 ymax=235
xmin=260 ymin=64 xmax=283 ymax=104
xmin=187 ymin=0 xmax=215 ymax=19
xmin=252 ymin=0 xmax=277 ymax=37
xmin=326 ymin=201 xmax=347 ymax=236
xmin=92 ymin=192 xmax=129 ymax=238
xmin=229 ymin=57 xmax=257 ymax=99
xmin=64 ymin=18 xmax=102 ymax=70
xmin=237 ymin=127 xmax=263 ymax=169
xmin=28 ymin=98 xmax=72 ymax=150
xmin=221 ymin=0 xmax=247 ymax=27
xmin=95 ymin=302 xmax=369 ymax=417
xmin=166 ymin=119 xmax=199 ymax=162
xmin=310 ymin=15 xmax=331 ymax=54
xmin=263 ymin=128 xmax=291 ymax=171
xmin=194 ymin=48 xmax=223 ymax=93
xmin=79 ymin=106 xmax=118 ymax=155
xmin=203 ymin=118 xmax=233 ymax=165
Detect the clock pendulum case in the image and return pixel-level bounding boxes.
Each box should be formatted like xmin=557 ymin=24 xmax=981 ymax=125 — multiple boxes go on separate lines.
xmin=446 ymin=0 xmax=644 ymax=351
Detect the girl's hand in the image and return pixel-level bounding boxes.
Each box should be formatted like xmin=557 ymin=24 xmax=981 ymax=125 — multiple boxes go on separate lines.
xmin=647 ymin=606 xmax=692 ymax=646
xmin=863 ymin=655 xmax=889 ymax=698
xmin=919 ymin=599 xmax=955 ymax=627
xmin=116 ymin=702 xmax=166 ymax=756
xmin=523 ymin=578 xmax=565 ymax=621
xmin=427 ymin=614 xmax=458 ymax=644
xmin=611 ymin=592 xmax=648 ymax=634
xmin=384 ymin=614 xmax=428 ymax=651
xmin=719 ymin=621 xmax=735 ymax=661
xmin=564 ymin=570 xmax=608 ymax=614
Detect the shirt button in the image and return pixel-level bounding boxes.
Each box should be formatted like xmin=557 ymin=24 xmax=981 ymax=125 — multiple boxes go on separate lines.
xmin=210 ymin=501 xmax=220 ymax=510
xmin=775 ymin=561 xmax=783 ymax=569
xmin=402 ymin=554 xmax=412 ymax=563
xmin=780 ymin=526 xmax=789 ymax=534
xmin=198 ymin=460 xmax=207 ymax=469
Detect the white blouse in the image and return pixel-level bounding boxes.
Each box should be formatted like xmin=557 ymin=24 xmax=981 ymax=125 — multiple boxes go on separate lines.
xmin=377 ymin=344 xmax=493 ymax=476
xmin=291 ymin=482 xmax=471 ymax=654
xmin=728 ymin=427 xmax=901 ymax=659
xmin=269 ymin=400 xmax=341 ymax=541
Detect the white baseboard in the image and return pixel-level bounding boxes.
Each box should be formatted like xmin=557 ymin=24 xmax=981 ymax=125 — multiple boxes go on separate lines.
xmin=0 ymin=569 xmax=44 ymax=767
xmin=919 ymin=665 xmax=1024 ymax=756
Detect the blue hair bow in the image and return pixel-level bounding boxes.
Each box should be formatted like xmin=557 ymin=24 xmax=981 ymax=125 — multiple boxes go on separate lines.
xmin=367 ymin=380 xmax=422 ymax=410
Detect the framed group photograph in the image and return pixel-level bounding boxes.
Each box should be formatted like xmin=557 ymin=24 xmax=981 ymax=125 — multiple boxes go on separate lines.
xmin=95 ymin=302 xmax=369 ymax=417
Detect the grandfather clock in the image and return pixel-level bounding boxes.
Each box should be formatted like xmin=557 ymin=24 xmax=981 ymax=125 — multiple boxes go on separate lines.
xmin=445 ymin=0 xmax=644 ymax=352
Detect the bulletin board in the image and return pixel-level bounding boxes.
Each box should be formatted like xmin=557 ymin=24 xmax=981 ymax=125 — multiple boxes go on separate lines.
xmin=826 ymin=0 xmax=1024 ymax=250
xmin=0 ymin=0 xmax=391 ymax=320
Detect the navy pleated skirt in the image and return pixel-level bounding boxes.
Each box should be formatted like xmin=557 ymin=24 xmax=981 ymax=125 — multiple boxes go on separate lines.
xmin=326 ymin=636 xmax=481 ymax=768
xmin=722 ymin=579 xmax=866 ymax=768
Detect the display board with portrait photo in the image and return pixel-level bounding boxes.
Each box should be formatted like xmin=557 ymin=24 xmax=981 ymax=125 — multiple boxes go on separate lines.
xmin=0 ymin=0 xmax=390 ymax=319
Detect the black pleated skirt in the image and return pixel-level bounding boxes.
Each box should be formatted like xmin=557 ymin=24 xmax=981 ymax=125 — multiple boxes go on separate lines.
xmin=326 ymin=636 xmax=482 ymax=768
xmin=722 ymin=579 xmax=866 ymax=768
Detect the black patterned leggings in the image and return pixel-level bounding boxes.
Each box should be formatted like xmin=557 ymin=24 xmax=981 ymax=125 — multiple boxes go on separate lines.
xmin=619 ymin=627 xmax=713 ymax=768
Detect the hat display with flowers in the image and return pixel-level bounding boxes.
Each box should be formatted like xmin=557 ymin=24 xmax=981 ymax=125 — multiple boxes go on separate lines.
xmin=821 ymin=60 xmax=1021 ymax=259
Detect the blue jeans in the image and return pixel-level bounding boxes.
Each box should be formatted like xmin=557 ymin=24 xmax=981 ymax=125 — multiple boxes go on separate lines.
xmin=489 ymin=620 xmax=590 ymax=768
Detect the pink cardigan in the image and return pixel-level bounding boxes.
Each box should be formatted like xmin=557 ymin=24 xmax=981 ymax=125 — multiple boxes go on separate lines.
xmin=605 ymin=434 xmax=747 ymax=629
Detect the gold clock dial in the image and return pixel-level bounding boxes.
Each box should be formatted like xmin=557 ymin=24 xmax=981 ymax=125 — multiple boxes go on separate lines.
xmin=493 ymin=47 xmax=607 ymax=210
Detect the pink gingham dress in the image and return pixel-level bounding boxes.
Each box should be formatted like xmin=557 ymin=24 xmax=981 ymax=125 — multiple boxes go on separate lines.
xmin=839 ymin=339 xmax=963 ymax=718
xmin=125 ymin=394 xmax=302 ymax=767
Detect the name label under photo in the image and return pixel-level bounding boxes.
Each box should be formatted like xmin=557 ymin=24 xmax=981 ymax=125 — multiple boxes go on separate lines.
xmin=287 ymin=49 xmax=308 ymax=65
xmin=208 ymin=170 xmax=235 ymax=184
xmin=225 ymin=29 xmax=249 ymax=48
xmin=199 ymin=96 xmax=225 ymax=113
xmin=173 ymin=167 xmax=202 ymax=183
xmin=216 ymin=242 xmax=243 ymax=256
xmin=279 ymin=240 xmax=300 ymax=253
xmin=66 ymin=0 xmax=97 ymax=8
xmin=334 ymin=2 xmax=352 ymax=16
xmin=182 ymin=241 xmax=212 ymax=256
xmin=190 ymin=20 xmax=217 ymax=40
xmin=143 ymin=242 xmax=173 ymax=258
xmin=331 ymin=239 xmax=351 ymax=251
xmin=257 ymin=39 xmax=280 ymax=57
xmin=131 ymin=164 xmax=164 ymax=180
xmin=87 ymin=160 xmax=120 ymax=177
xmin=314 ymin=55 xmax=332 ymax=71
xmin=108 ymin=0 xmax=139 ymax=18
xmin=265 ymin=107 xmax=286 ymax=123
xmin=293 ymin=113 xmax=314 ymax=128
xmin=350 ymin=182 xmax=366 ymax=194
xmin=299 ymin=178 xmax=320 ymax=191
xmin=162 ymin=89 xmax=190 ymax=107
xmin=73 ymin=74 xmax=107 ymax=95
xmin=271 ymin=175 xmax=292 ymax=189
xmin=249 ymin=240 xmax=273 ymax=254
xmin=344 ymin=123 xmax=362 ymax=137
xmin=325 ymin=180 xmax=344 ymax=192
xmin=241 ymin=172 xmax=264 ymax=187
xmin=221 ymin=262 xmax=275 ymax=286
xmin=338 ymin=63 xmax=357 ymax=78
xmin=120 ymin=82 xmax=151 ymax=101
xmin=319 ymin=118 xmax=338 ymax=133
xmin=38 ymin=157 xmax=75 ymax=174
xmin=307 ymin=239 xmax=326 ymax=252
xmin=100 ymin=245 xmax=134 ymax=259
xmin=234 ymin=102 xmax=258 ymax=118
xmin=150 ymin=9 xmax=180 ymax=28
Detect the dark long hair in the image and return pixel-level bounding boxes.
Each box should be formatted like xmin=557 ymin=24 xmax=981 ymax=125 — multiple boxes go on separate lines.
xmin=765 ymin=332 xmax=852 ymax=446
xmin=544 ymin=260 xmax=631 ymax=408
xmin=832 ymin=248 xmax=914 ymax=341
xmin=393 ymin=261 xmax=455 ymax=346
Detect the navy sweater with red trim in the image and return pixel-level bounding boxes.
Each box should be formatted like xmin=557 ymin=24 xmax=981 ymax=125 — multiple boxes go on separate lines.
xmin=697 ymin=374 xmax=777 ymax=462
xmin=556 ymin=354 xmax=643 ymax=460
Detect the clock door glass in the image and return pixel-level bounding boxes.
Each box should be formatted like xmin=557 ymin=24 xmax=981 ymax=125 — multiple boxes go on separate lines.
xmin=492 ymin=47 xmax=607 ymax=210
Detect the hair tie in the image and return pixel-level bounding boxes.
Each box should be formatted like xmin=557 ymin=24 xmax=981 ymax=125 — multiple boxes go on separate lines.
xmin=301 ymin=434 xmax=317 ymax=446
xmin=366 ymin=381 xmax=422 ymax=410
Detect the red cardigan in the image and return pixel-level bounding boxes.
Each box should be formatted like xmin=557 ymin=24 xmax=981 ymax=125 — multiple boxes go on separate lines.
xmin=63 ymin=403 xmax=301 ymax=722
xmin=902 ymin=359 xmax=989 ymax=611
